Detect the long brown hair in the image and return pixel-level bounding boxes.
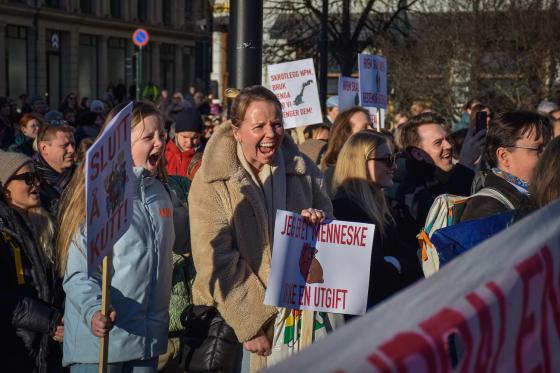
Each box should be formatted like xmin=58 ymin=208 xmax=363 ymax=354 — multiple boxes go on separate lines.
xmin=56 ymin=101 xmax=166 ymax=275
xmin=320 ymin=107 xmax=370 ymax=170
xmin=530 ymin=137 xmax=560 ymax=208
xmin=332 ymin=130 xmax=394 ymax=236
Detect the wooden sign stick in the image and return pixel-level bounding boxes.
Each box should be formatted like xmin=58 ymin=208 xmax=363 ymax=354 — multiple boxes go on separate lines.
xmin=300 ymin=310 xmax=314 ymax=349
xmin=98 ymin=252 xmax=113 ymax=373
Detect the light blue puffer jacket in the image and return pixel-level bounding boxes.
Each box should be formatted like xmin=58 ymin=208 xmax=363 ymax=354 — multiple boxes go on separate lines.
xmin=62 ymin=167 xmax=174 ymax=365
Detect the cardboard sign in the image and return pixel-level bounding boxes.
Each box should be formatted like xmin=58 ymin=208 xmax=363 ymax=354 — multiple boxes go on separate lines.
xmin=86 ymin=103 xmax=134 ymax=276
xmin=264 ymin=210 xmax=375 ymax=315
xmin=268 ymin=59 xmax=323 ymax=129
xmin=358 ymin=54 xmax=387 ymax=109
xmin=265 ymin=199 xmax=560 ymax=373
xmin=338 ymin=76 xmax=360 ymax=112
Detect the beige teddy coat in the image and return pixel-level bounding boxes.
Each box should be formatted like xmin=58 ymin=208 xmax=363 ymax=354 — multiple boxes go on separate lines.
xmin=188 ymin=121 xmax=333 ymax=343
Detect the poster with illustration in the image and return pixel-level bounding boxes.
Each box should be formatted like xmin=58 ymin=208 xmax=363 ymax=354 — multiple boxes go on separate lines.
xmin=358 ymin=54 xmax=388 ymax=109
xmin=265 ymin=210 xmax=375 ymax=315
xmin=267 ymin=58 xmax=323 ymax=129
xmin=85 ymin=102 xmax=134 ymax=276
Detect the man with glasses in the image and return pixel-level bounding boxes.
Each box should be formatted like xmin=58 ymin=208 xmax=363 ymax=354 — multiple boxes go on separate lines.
xmin=34 ymin=123 xmax=76 ymax=214
xmin=395 ymin=112 xmax=485 ymax=229
xmin=460 ymin=111 xmax=552 ymax=221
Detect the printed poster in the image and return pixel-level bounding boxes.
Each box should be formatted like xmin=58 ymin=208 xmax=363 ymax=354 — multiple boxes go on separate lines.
xmin=265 ymin=210 xmax=375 ymax=315
xmin=358 ymin=54 xmax=388 ymax=109
xmin=85 ymin=102 xmax=134 ymax=276
xmin=338 ymin=76 xmax=360 ymax=112
xmin=268 ymin=58 xmax=323 ymax=129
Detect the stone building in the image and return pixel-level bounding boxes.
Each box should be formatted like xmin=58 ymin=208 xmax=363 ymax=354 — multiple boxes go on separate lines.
xmin=0 ymin=0 xmax=212 ymax=108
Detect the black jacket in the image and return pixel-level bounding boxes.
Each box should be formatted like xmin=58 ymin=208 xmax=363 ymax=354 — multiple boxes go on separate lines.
xmin=392 ymin=154 xmax=475 ymax=231
xmin=33 ymin=154 xmax=75 ymax=216
xmin=460 ymin=173 xmax=529 ymax=222
xmin=332 ymin=190 xmax=422 ymax=308
xmin=0 ymin=199 xmax=64 ymax=372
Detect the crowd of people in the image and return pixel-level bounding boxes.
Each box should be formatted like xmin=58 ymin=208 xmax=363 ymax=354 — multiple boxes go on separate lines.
xmin=1 ymin=82 xmax=560 ymax=373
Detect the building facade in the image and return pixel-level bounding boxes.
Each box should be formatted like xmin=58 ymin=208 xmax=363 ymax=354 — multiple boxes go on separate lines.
xmin=0 ymin=0 xmax=212 ymax=108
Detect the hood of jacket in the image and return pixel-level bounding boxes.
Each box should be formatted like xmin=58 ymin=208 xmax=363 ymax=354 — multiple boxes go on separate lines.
xmin=199 ymin=120 xmax=307 ymax=184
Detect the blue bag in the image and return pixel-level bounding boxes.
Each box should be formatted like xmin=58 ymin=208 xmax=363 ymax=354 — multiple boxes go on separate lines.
xmin=430 ymin=210 xmax=515 ymax=267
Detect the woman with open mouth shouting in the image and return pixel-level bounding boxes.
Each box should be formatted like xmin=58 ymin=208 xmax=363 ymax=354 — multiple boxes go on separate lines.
xmin=187 ymin=86 xmax=343 ymax=372
xmin=57 ymin=101 xmax=174 ymax=372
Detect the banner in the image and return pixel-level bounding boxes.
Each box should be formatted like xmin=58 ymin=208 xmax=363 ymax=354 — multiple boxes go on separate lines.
xmin=265 ymin=199 xmax=560 ymax=372
xmin=268 ymin=59 xmax=323 ymax=129
xmin=264 ymin=210 xmax=375 ymax=315
xmin=338 ymin=76 xmax=360 ymax=112
xmin=358 ymin=54 xmax=388 ymax=109
xmin=86 ymin=103 xmax=134 ymax=276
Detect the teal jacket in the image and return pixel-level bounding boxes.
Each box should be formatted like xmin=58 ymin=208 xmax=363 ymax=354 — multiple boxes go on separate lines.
xmin=62 ymin=167 xmax=174 ymax=365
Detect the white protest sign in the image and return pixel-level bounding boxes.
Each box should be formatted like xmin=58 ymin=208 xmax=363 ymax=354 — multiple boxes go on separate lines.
xmin=366 ymin=107 xmax=386 ymax=131
xmin=358 ymin=54 xmax=387 ymax=109
xmin=265 ymin=210 xmax=375 ymax=315
xmin=338 ymin=76 xmax=360 ymax=112
xmin=268 ymin=58 xmax=323 ymax=129
xmin=86 ymin=102 xmax=134 ymax=276
xmin=265 ymin=199 xmax=560 ymax=373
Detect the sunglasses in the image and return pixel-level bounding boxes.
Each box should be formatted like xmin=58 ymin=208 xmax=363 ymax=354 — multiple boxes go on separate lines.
xmin=368 ymin=154 xmax=397 ymax=168
xmin=9 ymin=171 xmax=41 ymax=186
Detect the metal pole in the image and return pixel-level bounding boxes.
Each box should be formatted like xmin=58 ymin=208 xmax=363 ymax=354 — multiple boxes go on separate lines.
xmin=319 ymin=0 xmax=328 ymax=112
xmin=136 ymin=46 xmax=142 ymax=101
xmin=228 ymin=0 xmax=263 ymax=90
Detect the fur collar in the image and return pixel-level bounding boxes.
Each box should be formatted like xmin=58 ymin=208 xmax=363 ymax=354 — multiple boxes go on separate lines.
xmin=199 ymin=121 xmax=307 ymax=183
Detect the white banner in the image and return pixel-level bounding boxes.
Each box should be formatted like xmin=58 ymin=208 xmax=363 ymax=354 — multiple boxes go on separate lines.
xmin=264 ymin=210 xmax=375 ymax=315
xmin=268 ymin=59 xmax=323 ymax=129
xmin=86 ymin=103 xmax=134 ymax=276
xmin=265 ymin=199 xmax=560 ymax=372
xmin=358 ymin=54 xmax=388 ymax=109
xmin=338 ymin=76 xmax=360 ymax=112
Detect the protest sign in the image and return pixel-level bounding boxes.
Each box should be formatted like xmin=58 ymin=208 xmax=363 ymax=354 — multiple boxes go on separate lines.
xmin=268 ymin=59 xmax=323 ymax=129
xmin=338 ymin=76 xmax=360 ymax=112
xmin=86 ymin=102 xmax=134 ymax=276
xmin=358 ymin=54 xmax=387 ymax=109
xmin=265 ymin=199 xmax=560 ymax=373
xmin=366 ymin=107 xmax=386 ymax=131
xmin=264 ymin=210 xmax=375 ymax=315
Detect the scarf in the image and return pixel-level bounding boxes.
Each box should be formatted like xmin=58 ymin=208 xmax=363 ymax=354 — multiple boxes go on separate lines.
xmin=237 ymin=143 xmax=287 ymax=242
xmin=492 ymin=167 xmax=530 ymax=195
xmin=33 ymin=153 xmax=75 ymax=193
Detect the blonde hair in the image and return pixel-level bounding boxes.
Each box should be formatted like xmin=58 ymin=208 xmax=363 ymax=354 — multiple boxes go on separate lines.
xmin=332 ymin=130 xmax=393 ymax=236
xmin=57 ymin=101 xmax=166 ymax=276
xmin=28 ymin=207 xmax=56 ymax=263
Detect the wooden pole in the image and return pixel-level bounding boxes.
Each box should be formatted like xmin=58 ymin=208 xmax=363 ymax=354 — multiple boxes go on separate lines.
xmin=98 ymin=252 xmax=113 ymax=373
xmin=300 ymin=310 xmax=314 ymax=348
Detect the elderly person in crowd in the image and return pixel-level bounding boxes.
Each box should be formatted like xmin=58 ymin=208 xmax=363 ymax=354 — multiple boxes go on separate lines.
xmin=188 ymin=86 xmax=340 ymax=372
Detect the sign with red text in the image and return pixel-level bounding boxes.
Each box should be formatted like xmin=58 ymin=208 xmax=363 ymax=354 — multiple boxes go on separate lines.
xmin=338 ymin=76 xmax=360 ymax=112
xmin=265 ymin=210 xmax=375 ymax=315
xmin=265 ymin=199 xmax=560 ymax=373
xmin=86 ymin=102 xmax=134 ymax=276
xmin=267 ymin=59 xmax=323 ymax=129
xmin=358 ymin=54 xmax=387 ymax=109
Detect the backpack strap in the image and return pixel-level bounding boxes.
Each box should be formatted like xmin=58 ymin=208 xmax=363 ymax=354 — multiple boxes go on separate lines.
xmin=474 ymin=187 xmax=515 ymax=210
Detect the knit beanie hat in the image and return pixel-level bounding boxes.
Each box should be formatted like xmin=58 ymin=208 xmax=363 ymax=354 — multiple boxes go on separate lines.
xmin=175 ymin=107 xmax=203 ymax=133
xmin=90 ymin=100 xmax=106 ymax=114
xmin=0 ymin=151 xmax=32 ymax=187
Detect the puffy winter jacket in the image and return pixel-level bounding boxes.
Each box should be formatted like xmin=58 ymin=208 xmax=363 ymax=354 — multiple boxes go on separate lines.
xmin=165 ymin=139 xmax=195 ymax=177
xmin=0 ymin=198 xmax=64 ymax=373
xmin=62 ymin=167 xmax=174 ymax=365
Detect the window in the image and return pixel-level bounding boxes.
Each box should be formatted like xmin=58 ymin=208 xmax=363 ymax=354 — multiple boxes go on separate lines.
xmin=44 ymin=0 xmax=61 ymax=8
xmin=160 ymin=44 xmax=175 ymax=91
xmin=110 ymin=0 xmax=122 ymax=18
xmin=162 ymin=1 xmax=172 ymax=25
xmin=138 ymin=0 xmax=148 ymax=22
xmin=108 ymin=38 xmax=126 ymax=90
xmin=79 ymin=34 xmax=98 ymax=100
xmin=80 ymin=0 xmax=93 ymax=14
xmin=6 ymin=26 xmax=28 ymax=98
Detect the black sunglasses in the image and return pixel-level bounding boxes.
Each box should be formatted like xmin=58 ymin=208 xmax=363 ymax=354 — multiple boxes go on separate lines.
xmin=368 ymin=154 xmax=397 ymax=168
xmin=9 ymin=172 xmax=41 ymax=186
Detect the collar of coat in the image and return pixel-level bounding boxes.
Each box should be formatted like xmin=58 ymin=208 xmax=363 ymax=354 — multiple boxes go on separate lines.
xmin=200 ymin=120 xmax=307 ymax=183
